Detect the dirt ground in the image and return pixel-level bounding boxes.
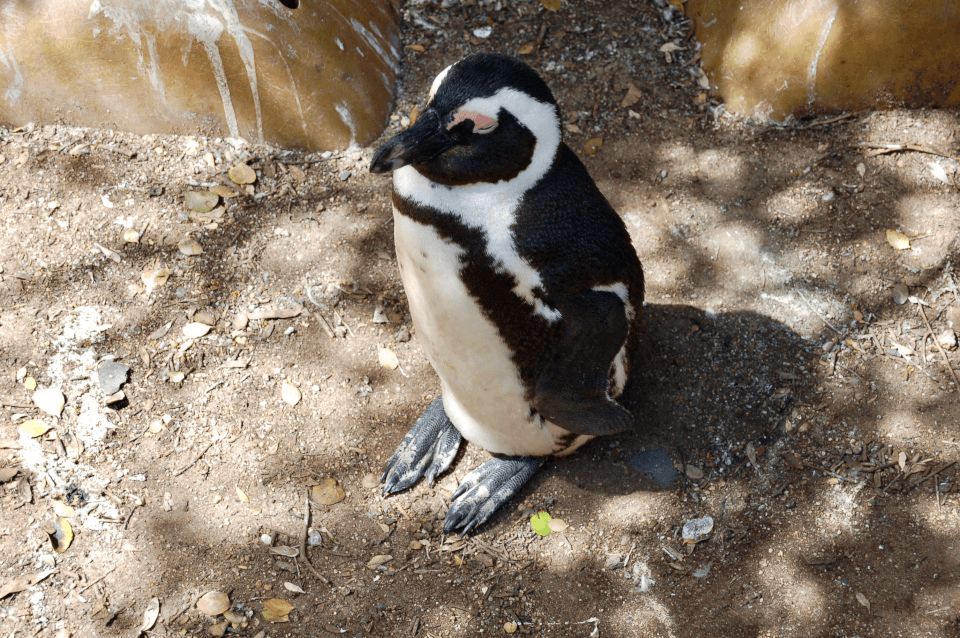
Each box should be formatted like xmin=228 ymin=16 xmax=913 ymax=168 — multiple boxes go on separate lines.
xmin=2 ymin=1 xmax=960 ymax=637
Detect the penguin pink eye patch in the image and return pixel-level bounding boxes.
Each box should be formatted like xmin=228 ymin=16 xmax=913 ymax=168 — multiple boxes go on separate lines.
xmin=448 ymin=110 xmax=498 ymax=134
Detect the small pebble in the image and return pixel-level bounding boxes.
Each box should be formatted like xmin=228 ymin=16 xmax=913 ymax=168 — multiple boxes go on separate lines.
xmin=339 ymin=170 xmax=352 ymax=181
xmin=892 ymin=283 xmax=909 ymax=305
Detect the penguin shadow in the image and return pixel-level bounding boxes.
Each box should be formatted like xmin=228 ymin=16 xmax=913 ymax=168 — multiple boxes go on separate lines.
xmin=528 ymin=302 xmax=816 ymax=501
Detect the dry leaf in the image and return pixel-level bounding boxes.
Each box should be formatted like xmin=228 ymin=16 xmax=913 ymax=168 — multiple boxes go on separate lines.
xmin=182 ymin=322 xmax=212 ymax=338
xmin=141 ymin=258 xmax=171 ymax=293
xmin=504 ymin=621 xmax=518 ymax=634
xmin=178 ymin=236 xmax=204 ymax=256
xmin=269 ymin=546 xmax=300 ymax=558
xmin=210 ymin=184 xmax=238 ymax=198
xmin=283 ymin=582 xmax=305 ymax=593
xmin=0 ymin=569 xmax=56 ymax=599
xmin=281 ymin=380 xmax=302 ymax=406
xmin=96 ymin=243 xmax=121 ymax=263
xmin=311 ymin=478 xmax=345 ymax=505
xmin=929 ymin=162 xmax=952 ymax=185
xmin=886 ymin=229 xmax=910 ymax=250
xmin=43 ymin=518 xmax=73 ymax=553
xmin=378 ymin=347 xmax=399 ymax=370
xmin=185 ymin=191 xmax=219 ymax=213
xmin=547 ymin=518 xmax=569 ymax=532
xmin=541 ymin=0 xmax=561 ymax=11
xmin=0 ymin=467 xmax=18 ymax=482
xmin=564 ymin=123 xmax=583 ymax=135
xmin=33 ymin=389 xmax=65 ymax=418
xmin=361 ymin=473 xmax=379 ymax=489
xmin=898 ymin=451 xmax=907 ymax=470
xmin=19 ymin=419 xmax=51 ymax=438
xmin=855 ymin=591 xmax=871 ymax=612
xmin=518 ymin=43 xmax=535 ymax=55
xmin=53 ymin=501 xmax=75 ymax=517
xmin=262 ymin=598 xmax=294 ymax=623
xmin=660 ymin=41 xmax=683 ymax=63
xmin=229 ymin=164 xmax=257 ymax=185
xmin=141 ymin=597 xmax=160 ymax=632
xmin=584 ymin=138 xmax=603 ymax=155
xmin=746 ymin=442 xmax=758 ymax=467
xmin=197 ymin=591 xmax=231 ymax=616
xmin=406 ymin=44 xmax=426 ymax=52
xmin=366 ymin=555 xmax=393 ymax=569
xmin=621 ymin=83 xmax=643 ymax=108
xmin=236 ymin=486 xmax=249 ymax=503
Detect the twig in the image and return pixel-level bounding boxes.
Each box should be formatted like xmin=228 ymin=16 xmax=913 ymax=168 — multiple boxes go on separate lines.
xmin=123 ymin=502 xmax=140 ymax=529
xmin=78 ymin=566 xmax=117 ymax=593
xmin=903 ymin=461 xmax=957 ymax=494
xmin=796 ymin=112 xmax=856 ymax=130
xmin=1 ymin=402 xmax=33 ymax=409
xmin=332 ymin=309 xmax=355 ymax=337
xmin=300 ymin=490 xmax=332 ymax=585
xmin=860 ymin=142 xmax=960 ymax=162
xmin=795 ymin=289 xmax=843 ymax=335
xmin=535 ymin=23 xmax=548 ymax=53
xmin=172 ymin=441 xmax=215 ymax=476
xmin=917 ymin=303 xmax=960 ymax=390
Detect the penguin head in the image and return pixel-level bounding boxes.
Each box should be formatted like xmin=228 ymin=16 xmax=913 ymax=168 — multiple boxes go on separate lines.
xmin=370 ymin=53 xmax=561 ymax=187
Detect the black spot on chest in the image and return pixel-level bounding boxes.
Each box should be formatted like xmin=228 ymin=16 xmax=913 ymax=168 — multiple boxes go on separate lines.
xmin=394 ymin=194 xmax=557 ymax=396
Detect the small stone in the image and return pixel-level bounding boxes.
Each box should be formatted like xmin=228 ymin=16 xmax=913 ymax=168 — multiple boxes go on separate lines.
xmin=104 ymin=390 xmax=125 ymax=405
xmin=938 ymin=329 xmax=958 ymax=351
xmin=98 ymin=361 xmax=130 ymax=395
xmin=339 ymin=170 xmax=352 ymax=181
xmin=681 ymin=516 xmax=714 ymax=543
xmin=892 ymin=283 xmax=909 ymax=305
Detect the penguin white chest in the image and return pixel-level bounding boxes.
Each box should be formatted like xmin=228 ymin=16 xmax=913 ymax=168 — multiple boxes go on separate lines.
xmin=393 ymin=210 xmax=560 ymax=456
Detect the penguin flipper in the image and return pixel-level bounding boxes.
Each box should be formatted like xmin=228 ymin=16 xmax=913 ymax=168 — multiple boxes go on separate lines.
xmin=532 ymin=290 xmax=634 ymax=436
xmin=382 ymin=397 xmax=463 ymax=495
xmin=444 ymin=455 xmax=545 ymax=534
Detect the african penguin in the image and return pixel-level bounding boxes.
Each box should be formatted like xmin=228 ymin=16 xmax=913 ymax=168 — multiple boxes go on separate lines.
xmin=369 ymin=53 xmax=644 ymax=534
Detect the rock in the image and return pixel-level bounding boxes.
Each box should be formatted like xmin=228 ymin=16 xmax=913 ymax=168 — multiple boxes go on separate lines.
xmin=892 ymin=283 xmax=909 ymax=305
xmin=938 ymin=329 xmax=958 ymax=351
xmin=98 ymin=361 xmax=130 ymax=395
xmin=629 ymin=449 xmax=678 ymax=487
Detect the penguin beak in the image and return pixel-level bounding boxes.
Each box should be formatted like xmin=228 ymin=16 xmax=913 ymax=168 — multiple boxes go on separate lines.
xmin=369 ymin=109 xmax=457 ymax=174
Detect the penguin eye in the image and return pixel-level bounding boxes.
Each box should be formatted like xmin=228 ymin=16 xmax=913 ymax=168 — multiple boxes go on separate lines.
xmin=473 ymin=120 xmax=498 ymax=135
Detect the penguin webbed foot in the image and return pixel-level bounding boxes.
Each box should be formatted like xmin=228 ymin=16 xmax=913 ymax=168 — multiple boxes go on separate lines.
xmin=533 ymin=290 xmax=634 ymax=436
xmin=382 ymin=397 xmax=463 ymax=495
xmin=444 ymin=456 xmax=545 ymax=535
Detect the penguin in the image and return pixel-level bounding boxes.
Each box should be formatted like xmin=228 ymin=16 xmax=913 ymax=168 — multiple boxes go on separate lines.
xmin=369 ymin=53 xmax=644 ymax=534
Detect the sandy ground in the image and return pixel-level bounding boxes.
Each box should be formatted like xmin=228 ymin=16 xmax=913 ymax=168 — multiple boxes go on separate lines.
xmin=2 ymin=1 xmax=960 ymax=637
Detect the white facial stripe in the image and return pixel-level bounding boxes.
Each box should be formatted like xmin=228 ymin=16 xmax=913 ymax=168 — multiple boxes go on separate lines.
xmin=427 ymin=63 xmax=454 ymax=104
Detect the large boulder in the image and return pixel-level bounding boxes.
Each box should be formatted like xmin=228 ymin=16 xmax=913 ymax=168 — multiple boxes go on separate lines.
xmin=0 ymin=0 xmax=401 ymax=150
xmin=688 ymin=0 xmax=960 ymax=120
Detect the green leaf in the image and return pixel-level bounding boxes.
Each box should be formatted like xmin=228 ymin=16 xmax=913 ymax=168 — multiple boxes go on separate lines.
xmin=530 ymin=511 xmax=552 ymax=536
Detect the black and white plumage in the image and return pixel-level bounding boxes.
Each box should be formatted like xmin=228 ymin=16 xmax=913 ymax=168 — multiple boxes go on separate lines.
xmin=370 ymin=53 xmax=644 ymax=534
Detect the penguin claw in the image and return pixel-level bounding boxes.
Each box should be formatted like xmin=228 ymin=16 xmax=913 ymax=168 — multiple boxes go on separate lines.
xmin=444 ymin=456 xmax=545 ymax=535
xmin=382 ymin=397 xmax=462 ymax=496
